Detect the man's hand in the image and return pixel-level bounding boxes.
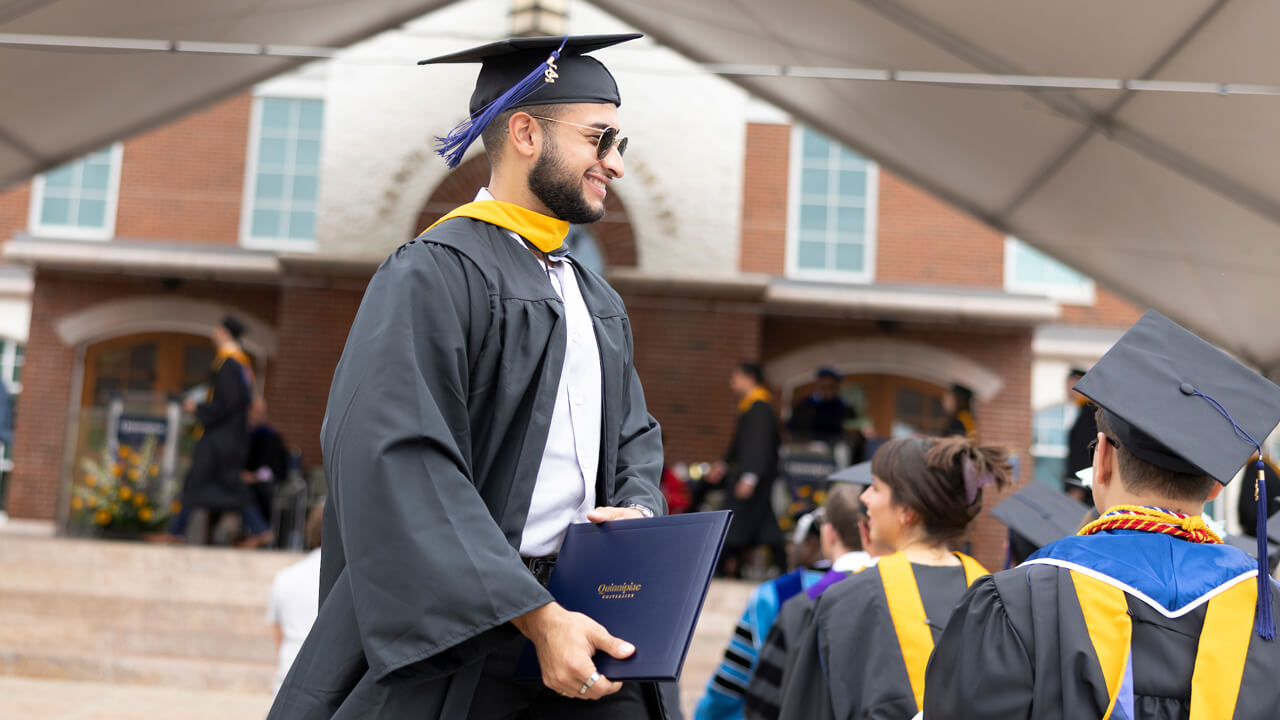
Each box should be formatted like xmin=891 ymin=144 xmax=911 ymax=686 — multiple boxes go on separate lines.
xmin=511 ymin=602 xmax=635 ymax=699
xmin=182 ymin=398 xmax=197 ymax=414
xmin=586 ymin=506 xmax=645 ymax=524
xmin=734 ymin=478 xmax=756 ymax=500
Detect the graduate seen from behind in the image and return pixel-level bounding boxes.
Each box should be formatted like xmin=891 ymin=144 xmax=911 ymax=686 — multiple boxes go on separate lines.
xmin=924 ymin=309 xmax=1280 ymax=720
xmin=776 ymin=435 xmax=1011 ymax=720
xmin=268 ymin=34 xmax=668 ymax=720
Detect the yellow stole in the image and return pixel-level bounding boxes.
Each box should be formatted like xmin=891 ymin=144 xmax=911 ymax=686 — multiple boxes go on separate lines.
xmin=1072 ymin=570 xmax=1254 ymax=719
xmin=955 ymin=409 xmax=977 ymax=440
xmin=424 ymin=200 xmax=570 ymax=253
xmin=212 ymin=347 xmax=254 ymax=390
xmin=738 ymin=386 xmax=772 ymax=413
xmin=879 ymin=551 xmax=989 ymax=712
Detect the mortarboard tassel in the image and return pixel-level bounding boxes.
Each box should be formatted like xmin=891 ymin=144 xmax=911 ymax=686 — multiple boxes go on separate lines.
xmin=1256 ymin=458 xmax=1275 ymax=640
xmin=1183 ymin=384 xmax=1274 ymax=639
xmin=434 ymin=37 xmax=568 ymax=169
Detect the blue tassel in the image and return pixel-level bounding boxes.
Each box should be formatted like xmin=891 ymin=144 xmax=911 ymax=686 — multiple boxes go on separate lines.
xmin=434 ymin=37 xmax=568 ymax=169
xmin=1257 ymin=459 xmax=1275 ymax=640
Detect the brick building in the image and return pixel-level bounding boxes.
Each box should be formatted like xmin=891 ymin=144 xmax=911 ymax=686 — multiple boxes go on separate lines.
xmin=0 ymin=0 xmax=1143 ymax=567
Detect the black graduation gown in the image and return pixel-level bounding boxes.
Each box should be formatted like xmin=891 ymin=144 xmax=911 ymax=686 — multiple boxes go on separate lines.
xmin=267 ymin=217 xmax=665 ymax=719
xmin=924 ymin=563 xmax=1280 ymax=719
xmin=181 ymin=356 xmax=251 ymax=511
xmin=777 ymin=562 xmax=968 ymax=720
xmin=1065 ymin=401 xmax=1099 ymax=476
xmin=746 ymin=591 xmax=818 ymax=720
xmin=723 ymin=400 xmax=783 ymax=551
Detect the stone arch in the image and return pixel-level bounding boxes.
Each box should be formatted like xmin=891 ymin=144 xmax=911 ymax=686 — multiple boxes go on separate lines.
xmin=412 ymin=154 xmax=639 ymax=268
xmin=54 ymin=297 xmax=278 ymax=358
xmin=766 ymin=338 xmax=1004 ymax=406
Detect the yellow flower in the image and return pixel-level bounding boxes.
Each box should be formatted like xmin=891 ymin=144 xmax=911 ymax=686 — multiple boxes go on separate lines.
xmin=110 ymin=465 xmax=122 ymax=478
xmin=119 ymin=486 xmax=133 ymax=501
xmin=813 ymin=490 xmax=827 ymax=505
xmin=132 ymin=493 xmax=147 ymax=507
xmin=94 ymin=509 xmax=111 ymax=525
xmin=119 ymin=446 xmax=132 ymax=459
xmin=84 ymin=476 xmax=97 ymax=488
xmin=87 ymin=497 xmax=99 ymax=508
xmin=798 ymin=485 xmax=812 ymax=498
xmin=110 ymin=503 xmax=121 ymax=514
xmin=71 ymin=497 xmax=83 ymax=511
xmin=148 ymin=464 xmax=159 ymax=476
xmin=139 ymin=507 xmax=154 ymax=522
xmin=170 ymin=500 xmax=182 ymax=514
xmin=127 ymin=468 xmax=140 ymax=481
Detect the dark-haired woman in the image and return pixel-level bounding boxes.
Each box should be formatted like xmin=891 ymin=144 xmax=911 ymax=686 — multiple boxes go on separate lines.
xmin=775 ymin=436 xmax=1012 ymax=720
xmin=942 ymin=384 xmax=977 ymax=439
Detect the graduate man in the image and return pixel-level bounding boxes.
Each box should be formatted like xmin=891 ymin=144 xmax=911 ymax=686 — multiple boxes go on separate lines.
xmin=268 ymin=34 xmax=667 ymax=719
xmin=924 ymin=310 xmax=1280 ymax=719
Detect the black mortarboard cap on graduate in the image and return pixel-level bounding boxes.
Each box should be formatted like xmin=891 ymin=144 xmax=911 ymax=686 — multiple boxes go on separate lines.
xmin=1074 ymin=309 xmax=1280 ymax=638
xmin=828 ymin=460 xmax=871 ymax=487
xmin=222 ymin=315 xmax=245 ymax=340
xmin=991 ymin=481 xmax=1091 ymax=556
xmin=418 ymin=34 xmax=640 ymax=168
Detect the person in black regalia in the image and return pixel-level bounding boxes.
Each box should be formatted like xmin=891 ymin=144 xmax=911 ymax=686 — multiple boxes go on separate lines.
xmin=1062 ymin=366 xmax=1098 ymax=504
xmin=706 ymin=361 xmax=785 ymax=578
xmin=268 ymin=34 xmax=667 ymax=720
xmin=925 ymin=310 xmax=1280 ymax=720
xmin=775 ymin=435 xmax=1011 ymax=720
xmin=155 ymin=315 xmax=269 ymax=545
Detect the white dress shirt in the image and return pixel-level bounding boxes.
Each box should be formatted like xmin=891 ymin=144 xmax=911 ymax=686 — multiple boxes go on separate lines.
xmin=474 ymin=189 xmax=602 ymax=556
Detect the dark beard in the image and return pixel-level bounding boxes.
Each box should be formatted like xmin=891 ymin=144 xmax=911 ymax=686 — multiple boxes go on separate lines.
xmin=527 ymin=139 xmax=605 ymax=225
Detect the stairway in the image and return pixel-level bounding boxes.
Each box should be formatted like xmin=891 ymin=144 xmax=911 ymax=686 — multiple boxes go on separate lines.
xmin=0 ymin=529 xmax=301 ymax=718
xmin=0 ymin=526 xmax=757 ymax=719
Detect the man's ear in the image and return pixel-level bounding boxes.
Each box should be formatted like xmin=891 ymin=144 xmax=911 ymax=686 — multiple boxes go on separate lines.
xmin=1093 ymin=432 xmax=1115 ymax=492
xmin=506 ymin=111 xmax=541 ymax=161
xmin=1206 ymin=483 xmax=1224 ymax=501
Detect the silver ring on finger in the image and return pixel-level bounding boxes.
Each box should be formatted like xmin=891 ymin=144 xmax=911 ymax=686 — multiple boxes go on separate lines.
xmin=578 ymin=671 xmax=601 ymax=695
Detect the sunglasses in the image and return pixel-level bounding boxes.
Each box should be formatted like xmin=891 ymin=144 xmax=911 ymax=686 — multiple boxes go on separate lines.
xmin=527 ymin=115 xmax=628 ymax=160
xmin=1087 ymin=435 xmax=1120 ymax=455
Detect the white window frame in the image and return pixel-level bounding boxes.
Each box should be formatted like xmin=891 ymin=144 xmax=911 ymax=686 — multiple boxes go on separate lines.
xmin=1030 ymin=402 xmax=1075 ymax=460
xmin=785 ymin=125 xmax=878 ymax=284
xmin=27 ymin=143 xmax=124 ymax=241
xmin=1004 ymin=237 xmax=1096 ymax=305
xmin=239 ymin=92 xmax=324 ymax=252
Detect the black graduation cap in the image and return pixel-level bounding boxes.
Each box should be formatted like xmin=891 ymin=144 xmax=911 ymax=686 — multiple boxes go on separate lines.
xmin=1073 ymin=309 xmax=1280 ymax=485
xmin=990 ymin=481 xmax=1091 ymax=551
xmin=222 ymin=315 xmax=245 ymax=340
xmin=418 ymin=34 xmax=640 ymax=168
xmin=1075 ymin=309 xmax=1280 ymax=638
xmin=827 ymin=460 xmax=871 ymax=486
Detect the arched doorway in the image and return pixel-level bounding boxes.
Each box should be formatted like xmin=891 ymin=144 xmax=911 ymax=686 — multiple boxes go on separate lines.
xmin=81 ymin=332 xmax=256 ymax=408
xmin=788 ymin=372 xmax=951 ymax=440
xmin=412 ymin=155 xmax=640 ymax=269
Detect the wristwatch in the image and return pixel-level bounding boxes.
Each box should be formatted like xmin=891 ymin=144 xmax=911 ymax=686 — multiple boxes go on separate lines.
xmin=625 ymin=504 xmax=655 ymax=518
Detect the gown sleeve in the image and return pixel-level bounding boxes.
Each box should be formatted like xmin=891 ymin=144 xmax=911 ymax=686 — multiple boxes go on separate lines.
xmin=922 ymin=575 xmax=1035 ymax=719
xmin=321 ymin=241 xmax=553 ymax=682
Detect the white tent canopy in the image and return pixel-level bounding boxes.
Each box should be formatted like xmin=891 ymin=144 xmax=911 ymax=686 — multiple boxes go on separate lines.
xmin=3 ymin=0 xmax=1279 ymax=375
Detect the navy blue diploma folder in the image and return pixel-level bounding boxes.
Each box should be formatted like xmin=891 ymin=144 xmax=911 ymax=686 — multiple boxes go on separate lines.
xmin=515 ymin=510 xmax=732 ymax=682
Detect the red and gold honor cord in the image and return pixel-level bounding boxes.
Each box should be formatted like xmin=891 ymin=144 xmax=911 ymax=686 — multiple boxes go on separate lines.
xmin=1078 ymin=504 xmax=1223 ymax=545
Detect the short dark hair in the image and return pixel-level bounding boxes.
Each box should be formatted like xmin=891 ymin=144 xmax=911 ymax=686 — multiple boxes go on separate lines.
xmin=950 ymin=384 xmax=974 ymax=411
xmin=823 ymin=482 xmax=863 ymax=551
xmin=1095 ymin=407 xmax=1216 ymax=502
xmin=871 ymin=435 xmax=1012 ymax=544
xmin=1068 ymin=367 xmax=1088 ymax=380
xmin=480 ymin=104 xmax=563 ymax=166
xmin=736 ymin=361 xmax=765 ymax=385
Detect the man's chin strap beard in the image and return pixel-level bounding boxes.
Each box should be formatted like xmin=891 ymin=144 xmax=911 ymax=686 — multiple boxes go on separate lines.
xmin=528 ymin=147 xmax=605 ymax=226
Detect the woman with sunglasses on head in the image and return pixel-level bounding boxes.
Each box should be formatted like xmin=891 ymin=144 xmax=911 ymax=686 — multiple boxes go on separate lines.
xmin=775 ymin=435 xmax=1011 ymax=720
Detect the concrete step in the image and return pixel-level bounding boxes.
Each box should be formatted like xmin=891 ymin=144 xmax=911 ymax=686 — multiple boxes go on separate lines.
xmin=0 ymin=675 xmax=273 ymax=720
xmin=0 ymin=536 xmax=303 ymax=604
xmin=0 ymin=647 xmax=275 ymax=694
xmin=0 ymin=614 xmax=276 ymax=665
xmin=0 ymin=589 xmax=267 ymax=635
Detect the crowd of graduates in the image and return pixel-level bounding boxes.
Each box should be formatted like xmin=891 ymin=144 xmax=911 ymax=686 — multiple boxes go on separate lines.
xmin=693 ymin=311 xmax=1280 ymax=720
